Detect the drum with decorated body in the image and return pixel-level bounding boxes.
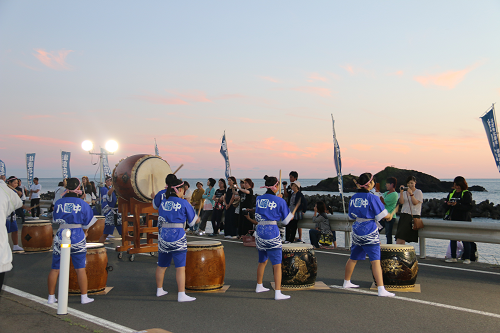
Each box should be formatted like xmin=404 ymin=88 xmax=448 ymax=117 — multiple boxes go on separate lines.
xmin=375 ymin=244 xmax=418 ymax=289
xmin=281 ymin=243 xmax=317 ymax=289
xmin=185 ymin=241 xmax=225 ymax=291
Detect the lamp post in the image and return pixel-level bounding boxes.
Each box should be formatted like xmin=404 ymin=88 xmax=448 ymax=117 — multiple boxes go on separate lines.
xmin=82 ymin=140 xmax=118 ymax=214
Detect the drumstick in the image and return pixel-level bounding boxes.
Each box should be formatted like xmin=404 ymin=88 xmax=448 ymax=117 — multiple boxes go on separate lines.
xmin=292 ymin=198 xmax=302 ymax=216
xmin=197 ymin=199 xmax=204 ymax=216
xmin=173 ymin=164 xmax=184 ymax=175
xmin=278 ymin=170 xmax=282 ymax=195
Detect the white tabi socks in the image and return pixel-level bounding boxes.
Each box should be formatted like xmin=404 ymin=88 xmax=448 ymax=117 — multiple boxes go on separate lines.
xmin=81 ymin=294 xmax=94 ymax=304
xmin=156 ymin=288 xmax=168 ymax=297
xmin=343 ymin=280 xmax=359 ymax=288
xmin=274 ymin=290 xmax=290 ymax=300
xmin=47 ymin=295 xmax=57 ymax=304
xmin=377 ymin=286 xmax=395 ymax=297
xmin=255 ymin=283 xmax=269 ymax=293
xmin=178 ymin=292 xmax=196 ymax=302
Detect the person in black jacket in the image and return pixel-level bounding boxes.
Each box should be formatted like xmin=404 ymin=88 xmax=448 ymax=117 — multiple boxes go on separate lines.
xmin=444 ymin=176 xmax=474 ymax=264
xmin=285 ymin=180 xmax=307 ymax=243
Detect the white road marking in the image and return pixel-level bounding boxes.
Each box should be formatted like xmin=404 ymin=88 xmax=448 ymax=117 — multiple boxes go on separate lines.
xmin=1 ymin=285 xmax=136 ymax=333
xmin=329 ymin=284 xmax=500 ymax=319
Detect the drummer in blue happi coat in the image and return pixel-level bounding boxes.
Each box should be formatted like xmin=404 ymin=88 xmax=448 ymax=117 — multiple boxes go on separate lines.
xmin=47 ymin=178 xmax=97 ymax=304
xmin=343 ymin=172 xmax=395 ymax=297
xmin=252 ymin=175 xmax=293 ymax=300
xmin=153 ymin=174 xmax=199 ymax=302
xmin=98 ymin=176 xmax=122 ymax=243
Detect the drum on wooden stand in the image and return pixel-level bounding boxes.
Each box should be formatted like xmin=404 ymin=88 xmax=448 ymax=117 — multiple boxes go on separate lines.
xmin=376 ymin=244 xmax=418 ymax=289
xmin=185 ymin=241 xmax=225 ymax=291
xmin=21 ymin=219 xmax=53 ymax=252
xmin=281 ymin=243 xmax=317 ymax=289
xmin=86 ymin=216 xmax=105 ymax=243
xmin=112 ymin=154 xmax=172 ymax=202
xmin=69 ymin=243 xmax=109 ymax=294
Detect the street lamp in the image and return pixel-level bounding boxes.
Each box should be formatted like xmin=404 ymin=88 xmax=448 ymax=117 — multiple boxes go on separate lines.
xmin=82 ymin=140 xmax=119 ymax=213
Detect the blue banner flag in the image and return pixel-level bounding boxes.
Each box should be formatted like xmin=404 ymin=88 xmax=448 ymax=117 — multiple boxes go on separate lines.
xmin=101 ymin=148 xmax=112 ymax=177
xmin=220 ymin=132 xmax=231 ymax=179
xmin=26 ymin=153 xmax=36 ymax=187
xmin=61 ymin=151 xmax=71 ymax=179
xmin=154 ymin=138 xmax=159 ymax=156
xmin=331 ymin=115 xmax=343 ymax=196
xmin=480 ymin=106 xmax=500 ymax=172
xmin=0 ymin=160 xmax=5 ymax=176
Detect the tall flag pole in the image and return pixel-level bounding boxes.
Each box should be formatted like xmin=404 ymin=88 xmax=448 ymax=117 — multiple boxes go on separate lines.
xmin=220 ymin=131 xmax=231 ymax=179
xmin=61 ymin=151 xmax=71 ymax=179
xmin=331 ymin=114 xmax=346 ymax=214
xmin=26 ymin=153 xmax=36 ymax=188
xmin=0 ymin=160 xmax=5 ymax=177
xmin=154 ymin=138 xmax=159 ymax=156
xmin=480 ymin=104 xmax=500 ymax=172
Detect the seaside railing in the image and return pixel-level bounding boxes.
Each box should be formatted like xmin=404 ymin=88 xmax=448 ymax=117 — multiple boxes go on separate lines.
xmin=297 ymin=211 xmax=500 ymax=259
xmin=40 ymin=200 xmax=500 ymax=259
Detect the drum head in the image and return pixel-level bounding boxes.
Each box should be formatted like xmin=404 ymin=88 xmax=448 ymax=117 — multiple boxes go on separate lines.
xmin=24 ymin=220 xmax=51 ymax=224
xmin=133 ymin=156 xmax=172 ymax=201
xmin=380 ymin=244 xmax=415 ymax=251
xmin=282 ymin=243 xmax=313 ymax=251
xmin=86 ymin=243 xmax=104 ymax=249
xmin=188 ymin=241 xmax=222 ymax=247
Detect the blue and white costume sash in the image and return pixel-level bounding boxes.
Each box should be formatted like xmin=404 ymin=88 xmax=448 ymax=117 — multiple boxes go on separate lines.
xmin=254 ymin=213 xmax=283 ymax=251
xmin=52 ymin=230 xmax=87 ymax=256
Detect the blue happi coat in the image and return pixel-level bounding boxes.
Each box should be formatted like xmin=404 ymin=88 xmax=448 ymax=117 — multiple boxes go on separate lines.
xmin=52 ymin=196 xmax=96 ymax=256
xmin=101 ymin=186 xmax=121 ymax=226
xmin=153 ymin=190 xmax=197 ymax=253
xmin=348 ymin=192 xmax=388 ymax=246
xmin=254 ymin=193 xmax=293 ymax=251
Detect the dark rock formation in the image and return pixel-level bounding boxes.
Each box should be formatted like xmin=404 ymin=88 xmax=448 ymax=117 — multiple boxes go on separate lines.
xmin=302 ymin=166 xmax=486 ymax=193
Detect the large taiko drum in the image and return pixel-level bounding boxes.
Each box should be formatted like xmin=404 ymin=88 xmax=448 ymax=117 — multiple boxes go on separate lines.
xmin=185 ymin=241 xmax=225 ymax=291
xmin=21 ymin=219 xmax=53 ymax=252
xmin=86 ymin=216 xmax=105 ymax=242
xmin=112 ymin=154 xmax=172 ymax=203
xmin=376 ymin=244 xmax=418 ymax=289
xmin=69 ymin=243 xmax=109 ymax=294
xmin=281 ymin=243 xmax=317 ymax=289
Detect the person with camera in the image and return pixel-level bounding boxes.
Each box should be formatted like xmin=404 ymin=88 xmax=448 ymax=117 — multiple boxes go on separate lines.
xmin=379 ymin=177 xmax=399 ymax=244
xmin=285 ymin=181 xmax=307 ymax=243
xmin=223 ymin=176 xmax=239 ymax=239
xmin=198 ymin=178 xmax=216 ymax=235
xmin=209 ymin=179 xmax=226 ymax=236
xmin=395 ymin=176 xmax=423 ymax=244
xmin=444 ymin=176 xmax=474 ymax=264
xmin=236 ymin=178 xmax=255 ymax=238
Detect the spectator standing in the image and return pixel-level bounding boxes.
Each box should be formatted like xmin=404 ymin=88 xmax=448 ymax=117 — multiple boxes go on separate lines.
xmin=199 ymin=178 xmax=216 ymax=235
xmin=29 ymin=177 xmax=42 ymax=219
xmin=223 ymin=177 xmax=238 ymax=239
xmin=6 ymin=177 xmax=24 ymax=251
xmin=15 ymin=179 xmax=27 ymax=224
xmin=210 ymin=179 xmax=226 ymax=236
xmin=444 ymin=176 xmax=474 ymax=264
xmin=237 ymin=178 xmax=254 ymax=237
xmin=395 ymin=176 xmax=423 ymax=244
xmin=379 ymin=177 xmax=399 ymax=244
xmin=189 ymin=182 xmax=204 ymax=233
xmin=81 ymin=176 xmax=93 ymax=204
xmin=53 ymin=179 xmax=67 ymax=205
xmin=285 ymin=181 xmax=306 ymax=243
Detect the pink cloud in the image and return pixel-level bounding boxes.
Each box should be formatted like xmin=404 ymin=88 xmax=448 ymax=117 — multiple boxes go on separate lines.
xmin=307 ymin=73 xmax=328 ymax=82
xmin=23 ymin=115 xmax=54 ymax=120
xmin=350 ymin=144 xmax=373 ymax=151
xmin=33 ymin=49 xmax=73 ymax=70
xmin=414 ymin=64 xmax=478 ymax=89
xmin=392 ymin=70 xmax=404 ymax=76
xmin=134 ymin=94 xmax=189 ymax=105
xmin=258 ymin=76 xmax=279 ymax=83
xmin=291 ymin=86 xmax=332 ymax=97
xmin=212 ymin=93 xmax=247 ymax=100
xmin=166 ymin=90 xmax=212 ymax=103
xmin=237 ymin=118 xmax=281 ymax=124
xmin=9 ymin=135 xmax=75 ymax=146
xmin=341 ymin=65 xmax=355 ymax=75
xmin=285 ymin=113 xmax=328 ymax=121
xmin=14 ymin=60 xmax=42 ymax=71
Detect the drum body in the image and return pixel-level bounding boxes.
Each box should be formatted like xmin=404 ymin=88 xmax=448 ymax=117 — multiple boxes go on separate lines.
xmin=112 ymin=154 xmax=172 ymax=203
xmin=86 ymin=216 xmax=105 ymax=242
xmin=185 ymin=241 xmax=225 ymax=291
xmin=69 ymin=243 xmax=108 ymax=294
xmin=21 ymin=220 xmax=53 ymax=252
xmin=281 ymin=243 xmax=317 ymax=289
xmin=377 ymin=244 xmax=418 ymax=288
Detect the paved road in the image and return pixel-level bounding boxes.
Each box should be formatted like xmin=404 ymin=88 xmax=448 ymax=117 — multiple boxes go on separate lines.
xmin=3 ymin=233 xmax=500 ymax=333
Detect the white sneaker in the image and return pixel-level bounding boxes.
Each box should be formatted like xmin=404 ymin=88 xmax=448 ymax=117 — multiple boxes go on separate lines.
xmin=463 ymin=259 xmax=471 ymax=264
xmin=224 ymin=235 xmax=232 ymax=239
xmin=12 ymin=245 xmax=24 ymax=252
xmin=33 ymin=217 xmax=39 ymax=220
xmin=444 ymin=258 xmax=457 ymax=263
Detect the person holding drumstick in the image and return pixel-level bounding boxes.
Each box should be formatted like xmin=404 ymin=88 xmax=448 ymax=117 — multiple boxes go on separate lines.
xmin=343 ymin=173 xmax=395 ymax=297
xmin=253 ymin=175 xmax=294 ymax=300
xmin=47 ymin=178 xmax=97 ymax=305
xmin=153 ymin=174 xmax=200 ymax=302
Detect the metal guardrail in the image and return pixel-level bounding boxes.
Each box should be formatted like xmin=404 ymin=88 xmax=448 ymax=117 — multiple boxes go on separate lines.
xmin=297 ymin=211 xmax=500 ymax=259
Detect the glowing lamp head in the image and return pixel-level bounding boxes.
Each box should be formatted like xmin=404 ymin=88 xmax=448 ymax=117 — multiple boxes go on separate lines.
xmin=105 ymin=140 xmax=118 ymax=153
xmin=82 ymin=140 xmax=93 ymax=152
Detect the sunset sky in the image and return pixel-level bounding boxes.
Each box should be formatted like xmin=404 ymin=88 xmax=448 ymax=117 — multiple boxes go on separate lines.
xmin=1 ymin=1 xmax=500 ymax=180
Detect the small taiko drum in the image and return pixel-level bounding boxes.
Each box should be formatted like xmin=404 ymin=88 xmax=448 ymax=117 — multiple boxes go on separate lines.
xmin=376 ymin=244 xmax=418 ymax=289
xmin=185 ymin=241 xmax=225 ymax=291
xmin=21 ymin=219 xmax=53 ymax=252
xmin=69 ymin=243 xmax=109 ymax=294
xmin=86 ymin=216 xmax=105 ymax=242
xmin=112 ymin=154 xmax=172 ymax=203
xmin=281 ymin=243 xmax=317 ymax=289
